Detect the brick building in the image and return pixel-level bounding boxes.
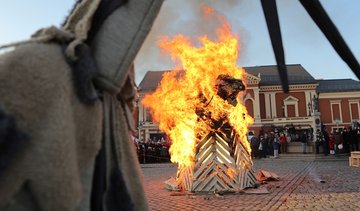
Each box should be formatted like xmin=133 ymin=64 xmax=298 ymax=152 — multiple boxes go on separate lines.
xmin=136 ymin=64 xmax=360 ymax=151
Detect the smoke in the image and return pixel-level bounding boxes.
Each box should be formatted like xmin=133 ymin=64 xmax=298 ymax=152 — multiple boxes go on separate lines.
xmin=134 ymin=0 xmax=360 ymax=83
xmin=134 ymin=0 xmax=247 ymax=84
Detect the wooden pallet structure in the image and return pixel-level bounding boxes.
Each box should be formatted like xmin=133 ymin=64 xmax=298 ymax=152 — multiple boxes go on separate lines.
xmin=177 ymin=130 xmax=257 ymax=192
xmin=349 ymin=151 xmax=360 ymax=167
xmin=175 ymin=75 xmax=257 ymax=192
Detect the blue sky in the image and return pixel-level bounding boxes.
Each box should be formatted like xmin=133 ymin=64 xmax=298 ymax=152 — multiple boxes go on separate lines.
xmin=1 ymin=0 xmax=360 ymax=85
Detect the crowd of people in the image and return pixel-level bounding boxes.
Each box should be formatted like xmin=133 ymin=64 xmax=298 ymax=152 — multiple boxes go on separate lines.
xmin=247 ymin=128 xmax=303 ymax=159
xmin=135 ymin=124 xmax=360 ymax=163
xmin=134 ymin=137 xmax=171 ymax=163
xmin=315 ymin=126 xmax=360 ymax=156
xmin=248 ymin=124 xmax=360 ymax=159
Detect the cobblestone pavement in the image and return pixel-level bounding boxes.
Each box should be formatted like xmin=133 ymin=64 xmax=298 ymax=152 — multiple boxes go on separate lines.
xmin=141 ymin=155 xmax=360 ymax=210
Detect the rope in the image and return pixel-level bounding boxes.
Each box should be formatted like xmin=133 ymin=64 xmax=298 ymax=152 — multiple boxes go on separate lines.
xmin=0 ymin=0 xmax=101 ymax=62
xmin=63 ymin=0 xmax=102 ymax=61
xmin=1 ymin=1 xmax=141 ymax=209
xmin=0 ymin=26 xmax=74 ymax=50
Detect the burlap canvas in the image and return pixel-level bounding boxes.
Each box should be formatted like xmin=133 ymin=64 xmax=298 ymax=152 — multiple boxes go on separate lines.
xmin=0 ymin=43 xmax=102 ymax=210
xmin=0 ymin=0 xmax=164 ymax=210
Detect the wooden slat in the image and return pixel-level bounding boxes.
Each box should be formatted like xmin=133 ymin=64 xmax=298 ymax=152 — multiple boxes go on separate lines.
xmin=192 ymin=163 xmax=216 ymax=190
xmin=195 ymin=171 xmax=224 ymax=191
xmin=196 ymin=132 xmax=214 ymax=152
xmin=195 ymin=143 xmax=215 ymax=169
xmin=215 ymin=163 xmax=238 ymax=189
xmin=234 ymin=139 xmax=256 ymax=189
xmin=198 ymin=136 xmax=215 ymax=154
xmin=215 ymin=133 xmax=231 ymax=151
xmin=177 ymin=131 xmax=257 ymax=192
xmin=193 ymin=153 xmax=217 ymax=179
xmin=178 ymin=166 xmax=194 ymax=191
xmin=207 ymin=177 xmax=228 ymax=191
xmin=214 ymin=145 xmax=232 ymax=165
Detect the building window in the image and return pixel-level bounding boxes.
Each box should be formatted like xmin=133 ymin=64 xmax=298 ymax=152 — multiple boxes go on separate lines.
xmin=245 ymin=99 xmax=254 ymax=118
xmin=244 ymin=93 xmax=255 ymax=119
xmin=330 ymin=100 xmax=342 ymax=123
xmin=287 ymin=104 xmax=296 ymax=117
xmin=349 ymin=100 xmax=360 ymax=121
xmin=283 ymin=96 xmax=299 ymax=117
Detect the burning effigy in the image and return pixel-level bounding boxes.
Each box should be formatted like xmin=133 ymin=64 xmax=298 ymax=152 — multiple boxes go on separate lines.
xmin=142 ymin=6 xmax=257 ymax=192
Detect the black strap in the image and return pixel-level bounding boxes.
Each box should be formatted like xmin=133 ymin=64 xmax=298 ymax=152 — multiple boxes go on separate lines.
xmin=90 ymin=138 xmax=106 ymax=211
xmin=87 ymin=0 xmax=129 ymax=44
xmin=261 ymin=0 xmax=289 ymax=93
xmin=300 ymin=0 xmax=360 ymax=79
xmin=0 ymin=109 xmax=28 ymax=177
xmin=91 ymin=99 xmax=134 ymax=211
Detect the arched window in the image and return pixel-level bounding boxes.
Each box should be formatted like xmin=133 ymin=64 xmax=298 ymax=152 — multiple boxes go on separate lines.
xmin=283 ymin=96 xmax=299 ymax=117
xmin=244 ymin=93 xmax=254 ymax=118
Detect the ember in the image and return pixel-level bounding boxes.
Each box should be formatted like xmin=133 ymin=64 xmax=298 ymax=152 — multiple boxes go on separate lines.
xmin=143 ymin=6 xmax=256 ymax=192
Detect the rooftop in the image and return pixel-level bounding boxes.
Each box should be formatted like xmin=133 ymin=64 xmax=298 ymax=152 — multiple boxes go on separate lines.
xmin=138 ymin=64 xmax=360 ymax=93
xmin=138 ymin=70 xmax=171 ymax=91
xmin=244 ymin=64 xmax=317 ymax=85
xmin=316 ymin=79 xmax=360 ymax=93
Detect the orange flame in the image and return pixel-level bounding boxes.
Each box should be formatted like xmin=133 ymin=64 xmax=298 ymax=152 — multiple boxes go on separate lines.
xmin=142 ymin=6 xmax=253 ymax=170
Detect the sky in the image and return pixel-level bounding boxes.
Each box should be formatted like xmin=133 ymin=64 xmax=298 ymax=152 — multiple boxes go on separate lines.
xmin=1 ymin=0 xmax=360 ymax=85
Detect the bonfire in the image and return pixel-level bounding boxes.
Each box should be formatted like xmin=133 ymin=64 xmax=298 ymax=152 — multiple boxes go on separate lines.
xmin=143 ymin=6 xmax=256 ymax=192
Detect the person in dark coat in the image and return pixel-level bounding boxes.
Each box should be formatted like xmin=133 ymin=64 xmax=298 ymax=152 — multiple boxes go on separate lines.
xmin=349 ymin=127 xmax=358 ymax=152
xmin=334 ymin=129 xmax=342 ymax=153
xmin=250 ymin=135 xmax=259 ymax=159
xmin=263 ymin=132 xmax=270 ymax=158
xmin=279 ymin=133 xmax=287 ymax=154
xmin=315 ymin=129 xmax=323 ymax=154
xmin=329 ymin=132 xmax=335 ymax=154
xmin=273 ymin=133 xmax=280 ymax=158
xmin=322 ymin=129 xmax=330 ymax=156
xmin=341 ymin=128 xmax=350 ymax=153
xmin=258 ymin=135 xmax=266 ymax=158
xmin=266 ymin=132 xmax=274 ymax=156
xmin=300 ymin=131 xmax=308 ymax=154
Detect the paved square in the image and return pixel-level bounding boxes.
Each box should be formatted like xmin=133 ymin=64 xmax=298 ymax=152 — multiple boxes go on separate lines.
xmin=142 ymin=155 xmax=360 ymax=210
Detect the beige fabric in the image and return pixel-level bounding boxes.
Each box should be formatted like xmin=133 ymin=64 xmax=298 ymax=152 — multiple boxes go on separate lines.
xmin=62 ymin=0 xmax=101 ymax=37
xmin=92 ymin=0 xmax=164 ymax=90
xmin=0 ymin=43 xmax=103 ymax=210
xmin=102 ymin=75 xmax=146 ymax=211
xmin=0 ymin=0 xmax=164 ymax=210
xmin=91 ymin=2 xmax=164 ymax=210
xmin=0 ymin=26 xmax=74 ymax=50
xmin=62 ymin=0 xmax=102 ymax=61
